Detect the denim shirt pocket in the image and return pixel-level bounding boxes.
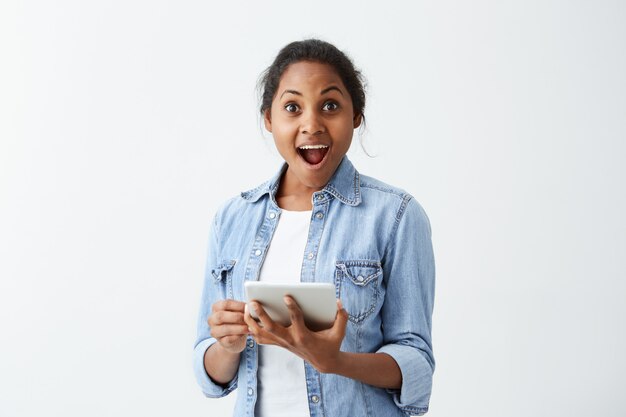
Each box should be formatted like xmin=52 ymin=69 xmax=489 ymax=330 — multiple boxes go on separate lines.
xmin=335 ymin=260 xmax=382 ymax=324
xmin=211 ymin=260 xmax=236 ymax=300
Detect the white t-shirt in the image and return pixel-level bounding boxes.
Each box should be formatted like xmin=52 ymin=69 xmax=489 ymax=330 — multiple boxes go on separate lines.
xmin=255 ymin=209 xmax=312 ymax=417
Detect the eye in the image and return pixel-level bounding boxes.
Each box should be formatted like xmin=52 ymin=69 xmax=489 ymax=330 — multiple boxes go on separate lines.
xmin=284 ymin=103 xmax=299 ymax=113
xmin=323 ymin=101 xmax=339 ymax=111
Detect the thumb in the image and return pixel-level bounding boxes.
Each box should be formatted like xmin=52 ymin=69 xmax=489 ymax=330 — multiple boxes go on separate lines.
xmin=332 ymin=299 xmax=349 ymax=333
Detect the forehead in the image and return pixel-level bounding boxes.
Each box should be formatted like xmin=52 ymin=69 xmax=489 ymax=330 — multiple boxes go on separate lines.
xmin=277 ymin=61 xmax=345 ymax=94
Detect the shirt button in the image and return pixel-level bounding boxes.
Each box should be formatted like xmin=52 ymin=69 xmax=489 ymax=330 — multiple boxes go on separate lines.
xmin=357 ymin=275 xmax=365 ymax=282
xmin=315 ymin=212 xmax=324 ymax=219
xmin=316 ymin=194 xmax=324 ymax=200
xmin=254 ymin=249 xmax=262 ymax=256
xmin=247 ymin=339 xmax=254 ymax=348
xmin=269 ymin=212 xmax=276 ymax=219
xmin=307 ymin=252 xmax=314 ymax=260
xmin=311 ymin=395 xmax=320 ymax=403
xmin=247 ymin=388 xmax=254 ymax=396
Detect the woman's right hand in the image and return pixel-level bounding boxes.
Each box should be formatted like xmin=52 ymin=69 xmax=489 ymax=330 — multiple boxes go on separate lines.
xmin=208 ymin=299 xmax=249 ymax=354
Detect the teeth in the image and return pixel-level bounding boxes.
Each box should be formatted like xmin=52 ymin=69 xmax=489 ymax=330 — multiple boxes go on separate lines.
xmin=298 ymin=144 xmax=329 ymax=150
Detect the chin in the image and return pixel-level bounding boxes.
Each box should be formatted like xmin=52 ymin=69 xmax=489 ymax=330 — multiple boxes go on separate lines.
xmin=298 ymin=171 xmax=331 ymax=189
xmin=300 ymin=176 xmax=327 ymax=189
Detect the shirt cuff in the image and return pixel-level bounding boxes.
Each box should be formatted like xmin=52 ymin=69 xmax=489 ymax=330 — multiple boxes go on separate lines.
xmin=193 ymin=338 xmax=238 ymax=398
xmin=377 ymin=343 xmax=433 ymax=415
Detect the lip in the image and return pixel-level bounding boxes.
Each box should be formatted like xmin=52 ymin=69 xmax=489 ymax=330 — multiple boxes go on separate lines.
xmin=296 ymin=144 xmax=331 ymax=170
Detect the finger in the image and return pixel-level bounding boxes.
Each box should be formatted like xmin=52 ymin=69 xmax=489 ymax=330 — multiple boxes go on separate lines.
xmin=209 ymin=310 xmax=246 ymax=326
xmin=211 ymin=324 xmax=249 ymax=339
xmin=221 ymin=335 xmax=244 ymax=345
xmin=336 ymin=299 xmax=344 ymax=318
xmin=331 ymin=299 xmax=349 ymax=336
xmin=243 ymin=303 xmax=263 ymax=334
xmin=284 ymin=295 xmax=306 ymax=328
xmin=220 ymin=334 xmax=247 ymax=349
xmin=250 ymin=301 xmax=279 ymax=334
xmin=244 ymin=304 xmax=276 ymax=345
xmin=212 ymin=299 xmax=246 ymax=313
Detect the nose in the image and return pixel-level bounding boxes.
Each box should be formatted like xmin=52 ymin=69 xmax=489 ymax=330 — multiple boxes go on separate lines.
xmin=300 ymin=109 xmax=325 ymax=136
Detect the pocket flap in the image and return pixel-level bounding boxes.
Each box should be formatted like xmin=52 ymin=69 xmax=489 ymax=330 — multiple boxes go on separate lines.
xmin=335 ymin=260 xmax=382 ymax=286
xmin=211 ymin=260 xmax=236 ymax=282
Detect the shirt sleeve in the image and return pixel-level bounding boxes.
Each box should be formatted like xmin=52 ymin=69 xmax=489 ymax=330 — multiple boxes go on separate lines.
xmin=192 ymin=208 xmax=239 ymax=398
xmin=376 ymin=196 xmax=436 ymax=416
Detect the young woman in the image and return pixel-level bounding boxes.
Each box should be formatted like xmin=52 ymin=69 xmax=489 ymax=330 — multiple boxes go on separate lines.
xmin=193 ymin=39 xmax=436 ymax=417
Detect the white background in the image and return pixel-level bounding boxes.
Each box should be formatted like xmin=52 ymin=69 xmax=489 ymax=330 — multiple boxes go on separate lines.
xmin=1 ymin=1 xmax=625 ymax=416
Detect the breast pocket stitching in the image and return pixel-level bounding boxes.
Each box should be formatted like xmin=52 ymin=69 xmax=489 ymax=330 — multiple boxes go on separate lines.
xmin=335 ymin=260 xmax=382 ymax=324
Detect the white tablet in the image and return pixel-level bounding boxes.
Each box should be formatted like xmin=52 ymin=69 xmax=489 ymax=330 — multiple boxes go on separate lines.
xmin=244 ymin=281 xmax=337 ymax=331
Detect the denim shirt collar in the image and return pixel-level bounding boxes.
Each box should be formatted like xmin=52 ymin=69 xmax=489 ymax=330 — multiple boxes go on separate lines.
xmin=240 ymin=155 xmax=362 ymax=206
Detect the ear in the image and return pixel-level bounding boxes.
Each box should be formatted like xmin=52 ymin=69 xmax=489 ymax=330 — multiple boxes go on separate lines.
xmin=263 ymin=109 xmax=272 ymax=133
xmin=353 ymin=113 xmax=362 ymax=129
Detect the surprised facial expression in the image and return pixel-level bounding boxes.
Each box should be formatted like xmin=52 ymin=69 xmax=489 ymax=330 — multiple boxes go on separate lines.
xmin=264 ymin=61 xmax=362 ymax=191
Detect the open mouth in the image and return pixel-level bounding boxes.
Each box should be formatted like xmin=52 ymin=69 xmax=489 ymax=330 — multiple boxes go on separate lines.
xmin=297 ymin=144 xmax=330 ymax=167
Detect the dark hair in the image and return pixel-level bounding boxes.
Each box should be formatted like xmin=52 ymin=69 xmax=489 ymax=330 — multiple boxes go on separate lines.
xmin=256 ymin=38 xmax=370 ymax=153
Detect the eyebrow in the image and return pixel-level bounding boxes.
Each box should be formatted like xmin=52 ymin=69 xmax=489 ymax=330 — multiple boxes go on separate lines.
xmin=279 ymin=85 xmax=344 ymax=99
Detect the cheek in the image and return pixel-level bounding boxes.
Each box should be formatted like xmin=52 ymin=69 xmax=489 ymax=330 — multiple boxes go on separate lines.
xmin=333 ymin=119 xmax=355 ymax=144
xmin=272 ymin=128 xmax=297 ymax=159
xmin=272 ymin=128 xmax=295 ymax=148
xmin=273 ymin=122 xmax=292 ymax=136
xmin=272 ymin=122 xmax=298 ymax=147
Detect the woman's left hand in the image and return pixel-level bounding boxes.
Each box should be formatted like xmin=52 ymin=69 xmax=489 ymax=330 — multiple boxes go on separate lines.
xmin=243 ymin=296 xmax=349 ymax=374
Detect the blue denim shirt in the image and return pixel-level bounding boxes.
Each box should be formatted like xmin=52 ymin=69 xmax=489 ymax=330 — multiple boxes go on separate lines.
xmin=193 ymin=155 xmax=436 ymax=416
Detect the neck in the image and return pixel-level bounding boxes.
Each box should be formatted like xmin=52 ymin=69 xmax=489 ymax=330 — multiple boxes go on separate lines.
xmin=275 ymin=167 xmax=321 ymax=210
